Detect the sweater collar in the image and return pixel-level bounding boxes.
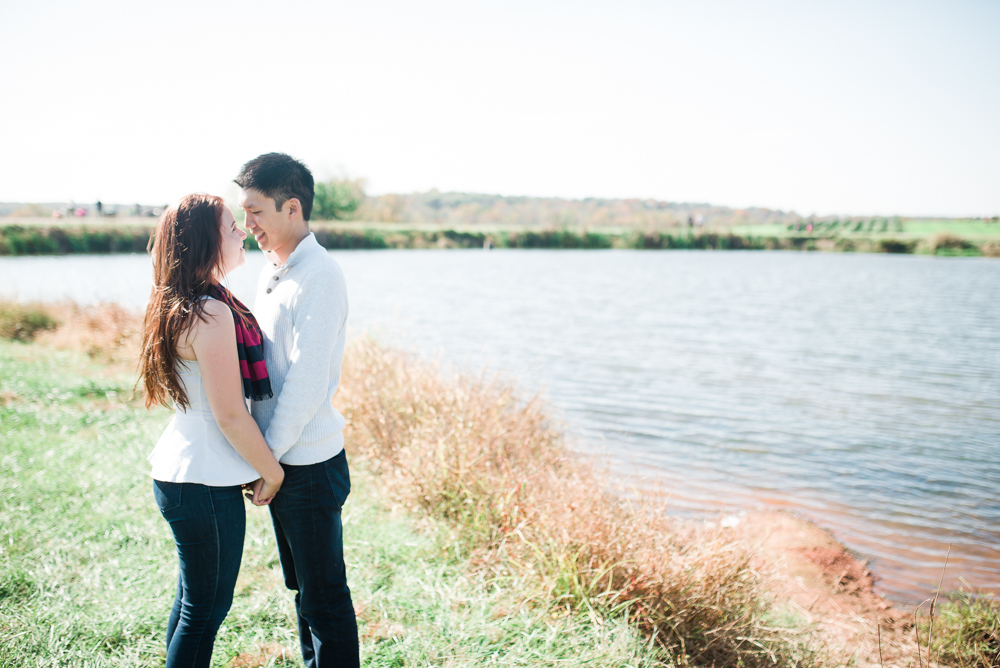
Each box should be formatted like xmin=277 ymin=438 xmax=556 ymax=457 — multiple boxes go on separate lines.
xmin=268 ymin=232 xmax=320 ymax=270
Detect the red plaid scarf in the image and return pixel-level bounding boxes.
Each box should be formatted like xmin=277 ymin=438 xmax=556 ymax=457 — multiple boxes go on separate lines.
xmin=209 ymin=284 xmax=273 ymax=401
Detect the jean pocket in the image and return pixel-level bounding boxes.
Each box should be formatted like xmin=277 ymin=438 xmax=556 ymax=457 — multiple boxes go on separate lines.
xmin=323 ymin=450 xmax=351 ymax=510
xmin=153 ymin=480 xmax=183 ymax=514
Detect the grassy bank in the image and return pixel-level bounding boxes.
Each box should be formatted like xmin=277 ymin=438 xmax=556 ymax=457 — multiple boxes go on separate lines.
xmin=2 ymin=218 xmax=999 ymax=256
xmin=0 ymin=331 xmax=674 ymax=666
xmin=2 ymin=303 xmax=997 ymax=667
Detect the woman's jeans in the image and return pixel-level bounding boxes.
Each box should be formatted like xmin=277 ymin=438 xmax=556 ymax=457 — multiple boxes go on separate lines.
xmin=269 ymin=450 xmax=359 ymax=668
xmin=153 ymin=480 xmax=245 ymax=668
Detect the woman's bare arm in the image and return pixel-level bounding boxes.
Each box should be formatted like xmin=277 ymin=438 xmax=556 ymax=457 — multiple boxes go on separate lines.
xmin=188 ymin=300 xmax=283 ymax=504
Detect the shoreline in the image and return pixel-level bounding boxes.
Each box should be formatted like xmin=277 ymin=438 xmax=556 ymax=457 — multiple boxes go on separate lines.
xmin=2 ymin=217 xmax=998 ymax=256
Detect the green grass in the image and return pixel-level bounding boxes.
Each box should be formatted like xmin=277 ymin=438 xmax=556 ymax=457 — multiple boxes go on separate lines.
xmin=926 ymin=589 xmax=1000 ymax=668
xmin=0 ymin=340 xmax=670 ymax=667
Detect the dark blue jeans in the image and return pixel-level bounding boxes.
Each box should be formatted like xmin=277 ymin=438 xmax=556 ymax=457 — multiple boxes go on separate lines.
xmin=269 ymin=450 xmax=359 ymax=668
xmin=153 ymin=480 xmax=245 ymax=668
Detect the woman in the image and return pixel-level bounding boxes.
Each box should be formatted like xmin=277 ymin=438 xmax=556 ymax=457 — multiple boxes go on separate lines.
xmin=138 ymin=193 xmax=284 ymax=667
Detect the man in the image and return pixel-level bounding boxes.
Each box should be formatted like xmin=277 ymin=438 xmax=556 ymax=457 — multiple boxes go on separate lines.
xmin=234 ymin=153 xmax=358 ymax=667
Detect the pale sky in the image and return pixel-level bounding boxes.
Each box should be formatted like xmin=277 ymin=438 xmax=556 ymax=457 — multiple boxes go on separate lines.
xmin=2 ymin=0 xmax=998 ymax=217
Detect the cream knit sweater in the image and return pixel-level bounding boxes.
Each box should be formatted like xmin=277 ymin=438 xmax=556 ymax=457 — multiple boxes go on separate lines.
xmin=250 ymin=233 xmax=348 ymax=465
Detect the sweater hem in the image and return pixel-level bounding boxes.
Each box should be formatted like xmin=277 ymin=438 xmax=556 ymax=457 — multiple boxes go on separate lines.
xmin=276 ymin=433 xmax=345 ymax=466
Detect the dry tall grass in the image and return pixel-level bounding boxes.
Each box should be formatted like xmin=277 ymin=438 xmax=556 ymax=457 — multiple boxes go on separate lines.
xmin=0 ymin=300 xmax=141 ymax=362
xmin=337 ymin=339 xmax=816 ymax=667
xmin=39 ymin=302 xmax=141 ymax=361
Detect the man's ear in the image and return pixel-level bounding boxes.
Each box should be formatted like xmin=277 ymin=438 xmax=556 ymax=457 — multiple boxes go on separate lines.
xmin=285 ymin=197 xmax=301 ymax=220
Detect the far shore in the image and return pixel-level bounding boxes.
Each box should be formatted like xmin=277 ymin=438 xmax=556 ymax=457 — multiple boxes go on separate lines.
xmin=2 ymin=215 xmax=999 ymax=257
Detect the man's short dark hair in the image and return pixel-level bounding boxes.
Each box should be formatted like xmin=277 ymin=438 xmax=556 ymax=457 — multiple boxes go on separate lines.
xmin=234 ymin=153 xmax=314 ymax=221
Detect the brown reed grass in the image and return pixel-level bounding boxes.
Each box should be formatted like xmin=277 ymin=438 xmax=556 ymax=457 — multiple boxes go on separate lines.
xmin=336 ymin=339 xmax=817 ymax=667
xmin=0 ymin=299 xmax=141 ymax=361
xmin=38 ymin=302 xmax=142 ymax=362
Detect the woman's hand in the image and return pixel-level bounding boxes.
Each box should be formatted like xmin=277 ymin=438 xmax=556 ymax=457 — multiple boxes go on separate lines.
xmin=244 ymin=474 xmax=283 ymax=506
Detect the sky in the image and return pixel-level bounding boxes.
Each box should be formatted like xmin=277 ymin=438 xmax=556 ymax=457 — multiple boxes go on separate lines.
xmin=1 ymin=0 xmax=998 ymax=217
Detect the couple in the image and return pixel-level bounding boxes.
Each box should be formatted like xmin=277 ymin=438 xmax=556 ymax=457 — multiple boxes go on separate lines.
xmin=138 ymin=153 xmax=358 ymax=667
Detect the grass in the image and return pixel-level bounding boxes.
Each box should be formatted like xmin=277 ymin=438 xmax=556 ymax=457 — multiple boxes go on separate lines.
xmin=0 ymin=336 xmax=677 ymax=667
xmin=2 ymin=302 xmax=992 ymax=667
xmin=923 ymin=588 xmax=1000 ymax=668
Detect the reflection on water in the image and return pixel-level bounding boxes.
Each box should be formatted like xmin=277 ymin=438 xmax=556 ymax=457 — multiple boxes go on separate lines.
xmin=2 ymin=249 xmax=998 ymax=603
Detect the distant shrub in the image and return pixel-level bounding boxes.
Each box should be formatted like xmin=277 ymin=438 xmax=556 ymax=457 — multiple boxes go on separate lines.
xmin=929 ymin=232 xmax=977 ymax=255
xmin=506 ymin=229 xmax=613 ymax=249
xmin=634 ymin=232 xmax=767 ymax=251
xmin=310 ymin=228 xmax=388 ymax=249
xmin=980 ymin=241 xmax=1000 ymax=258
xmin=313 ymin=178 xmax=366 ymax=221
xmin=835 ymin=238 xmax=857 ymax=252
xmin=878 ymin=239 xmax=916 ymax=254
xmin=0 ymin=302 xmax=59 ymax=341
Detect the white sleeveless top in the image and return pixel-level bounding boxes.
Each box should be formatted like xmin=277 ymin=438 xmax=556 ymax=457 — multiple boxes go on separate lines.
xmin=148 ymin=358 xmax=260 ymax=486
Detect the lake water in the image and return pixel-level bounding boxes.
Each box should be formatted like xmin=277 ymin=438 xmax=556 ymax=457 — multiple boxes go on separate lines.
xmin=2 ymin=249 xmax=997 ymax=603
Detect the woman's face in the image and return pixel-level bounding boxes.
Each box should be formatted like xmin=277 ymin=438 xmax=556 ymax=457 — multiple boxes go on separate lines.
xmin=217 ymin=206 xmax=247 ymax=278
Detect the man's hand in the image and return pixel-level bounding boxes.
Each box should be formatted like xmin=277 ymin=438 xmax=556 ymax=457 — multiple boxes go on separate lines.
xmin=244 ymin=476 xmax=282 ymax=506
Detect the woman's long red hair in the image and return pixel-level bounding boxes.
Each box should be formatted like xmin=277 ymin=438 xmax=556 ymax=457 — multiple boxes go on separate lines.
xmin=138 ymin=194 xmax=225 ymax=409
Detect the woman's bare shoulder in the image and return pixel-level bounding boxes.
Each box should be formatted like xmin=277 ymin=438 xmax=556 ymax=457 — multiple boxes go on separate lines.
xmin=178 ymin=298 xmax=235 ymax=359
xmin=200 ymin=297 xmax=233 ymax=321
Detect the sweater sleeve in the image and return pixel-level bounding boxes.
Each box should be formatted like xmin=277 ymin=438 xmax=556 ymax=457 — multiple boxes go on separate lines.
xmin=263 ymin=265 xmax=348 ymax=460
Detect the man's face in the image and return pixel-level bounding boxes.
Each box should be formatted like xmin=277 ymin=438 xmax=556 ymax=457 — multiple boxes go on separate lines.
xmin=238 ymin=188 xmax=292 ymax=255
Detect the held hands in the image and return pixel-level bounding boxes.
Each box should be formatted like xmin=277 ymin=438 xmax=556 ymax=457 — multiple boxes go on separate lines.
xmin=243 ymin=474 xmax=283 ymax=506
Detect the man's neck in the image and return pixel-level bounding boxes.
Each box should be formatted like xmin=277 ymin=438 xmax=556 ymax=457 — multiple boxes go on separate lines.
xmin=273 ymin=227 xmax=311 ymax=266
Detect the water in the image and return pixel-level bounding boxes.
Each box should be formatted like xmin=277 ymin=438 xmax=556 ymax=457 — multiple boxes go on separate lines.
xmin=2 ymin=249 xmax=998 ymax=603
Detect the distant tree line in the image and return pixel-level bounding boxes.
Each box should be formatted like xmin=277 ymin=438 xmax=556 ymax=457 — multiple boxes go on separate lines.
xmin=4 ymin=185 xmax=1000 ymax=229
xmin=315 ymin=183 xmax=807 ymax=227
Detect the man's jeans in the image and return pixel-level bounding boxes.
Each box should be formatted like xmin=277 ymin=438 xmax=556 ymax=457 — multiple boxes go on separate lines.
xmin=153 ymin=481 xmax=245 ymax=668
xmin=270 ymin=450 xmax=359 ymax=668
